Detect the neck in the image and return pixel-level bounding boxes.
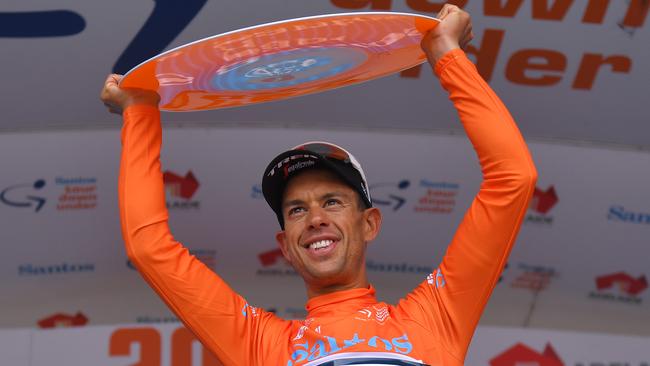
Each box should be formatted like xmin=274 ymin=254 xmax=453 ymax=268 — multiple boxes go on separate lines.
xmin=306 ymin=276 xmax=369 ymax=299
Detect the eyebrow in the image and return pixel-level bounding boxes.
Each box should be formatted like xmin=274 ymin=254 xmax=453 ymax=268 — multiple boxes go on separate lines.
xmin=282 ymin=191 xmax=349 ymax=209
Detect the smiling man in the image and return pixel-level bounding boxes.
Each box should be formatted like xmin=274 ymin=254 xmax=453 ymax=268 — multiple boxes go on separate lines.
xmin=102 ymin=4 xmax=537 ymax=366
xmin=262 ymin=144 xmax=379 ymax=299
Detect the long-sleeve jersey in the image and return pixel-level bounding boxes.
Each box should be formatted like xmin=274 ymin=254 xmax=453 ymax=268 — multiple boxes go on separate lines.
xmin=119 ymin=48 xmax=537 ymax=366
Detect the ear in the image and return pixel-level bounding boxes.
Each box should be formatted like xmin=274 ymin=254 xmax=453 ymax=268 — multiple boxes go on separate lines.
xmin=362 ymin=207 xmax=382 ymax=243
xmin=275 ymin=230 xmax=292 ymax=264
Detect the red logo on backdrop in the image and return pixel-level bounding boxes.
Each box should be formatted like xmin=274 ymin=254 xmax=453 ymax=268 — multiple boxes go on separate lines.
xmin=490 ymin=343 xmax=564 ymax=366
xmin=526 ymin=186 xmax=558 ymax=225
xmin=257 ymin=248 xmax=297 ymax=276
xmin=163 ymin=171 xmax=199 ymax=199
xmin=258 ymin=248 xmax=286 ymax=267
xmin=530 ymin=186 xmax=558 ymax=214
xmin=596 ymin=272 xmax=648 ymax=296
xmin=38 ymin=312 xmax=88 ymax=329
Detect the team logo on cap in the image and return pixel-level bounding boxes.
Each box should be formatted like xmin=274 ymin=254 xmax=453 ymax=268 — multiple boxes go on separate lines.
xmin=267 ymin=154 xmax=320 ymax=178
xmin=284 ymin=159 xmax=316 ymax=178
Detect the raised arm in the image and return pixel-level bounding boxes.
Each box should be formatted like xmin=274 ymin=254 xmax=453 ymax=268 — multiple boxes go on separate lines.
xmin=396 ymin=5 xmax=537 ymax=361
xmin=101 ymin=76 xmax=288 ymax=365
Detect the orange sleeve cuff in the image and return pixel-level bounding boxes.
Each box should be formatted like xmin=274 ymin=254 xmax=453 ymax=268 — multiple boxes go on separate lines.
xmin=123 ymin=104 xmax=160 ymax=118
xmin=434 ymin=48 xmax=467 ymax=77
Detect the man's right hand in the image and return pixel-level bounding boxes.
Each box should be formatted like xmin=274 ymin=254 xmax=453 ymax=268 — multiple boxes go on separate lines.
xmin=100 ymin=74 xmax=160 ymax=115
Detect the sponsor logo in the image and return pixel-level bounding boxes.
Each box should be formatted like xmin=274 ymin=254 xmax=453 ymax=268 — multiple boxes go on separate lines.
xmin=1 ymin=179 xmax=47 ymax=212
xmin=367 ymin=260 xmax=433 ymax=275
xmin=426 ymin=269 xmax=446 ymax=289
xmin=1 ymin=176 xmax=98 ymax=212
xmin=241 ymin=303 xmax=260 ymax=318
xmin=589 ymin=272 xmax=647 ymax=304
xmin=490 ymin=342 xmax=564 ymax=366
xmin=253 ymin=178 xmax=459 ymax=215
xmin=257 ymin=248 xmax=298 ymax=276
xmin=510 ymin=263 xmax=557 ymax=291
xmin=256 ymin=249 xmax=433 ymax=278
xmin=164 ymin=170 xmax=200 ymax=209
xmin=127 ymin=248 xmax=215 ymax=270
xmin=526 ymin=185 xmax=558 ymax=225
xmin=285 ymin=160 xmax=316 ymax=178
xmin=286 ymin=332 xmax=414 ymax=366
xmin=371 ymin=180 xmax=410 ymax=211
xmin=56 ymin=176 xmax=97 ymax=210
xmin=608 ymin=205 xmax=650 ymax=225
xmin=135 ymin=315 xmax=181 ymax=324
xmin=251 ymin=183 xmax=263 ymax=199
xmin=413 ymin=180 xmax=459 ymax=214
xmin=258 ymin=248 xmax=284 ymax=266
xmin=19 ymin=262 xmax=94 ymax=276
xmin=355 ymin=305 xmax=391 ymax=324
xmin=2 ymin=10 xmax=85 ymax=39
xmin=573 ymin=360 xmax=650 ymax=366
xmin=491 ymin=342 xmax=650 ymax=366
xmin=2 ymin=0 xmax=206 ymax=76
xmin=371 ymin=179 xmax=459 ymax=214
xmin=38 ymin=312 xmax=88 ymax=329
xmin=574 ymin=361 xmax=650 ymax=366
xmin=267 ymin=154 xmax=320 ymax=177
xmin=291 ymin=318 xmax=316 ymax=342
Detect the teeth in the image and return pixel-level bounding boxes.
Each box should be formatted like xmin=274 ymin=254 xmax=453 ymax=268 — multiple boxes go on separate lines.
xmin=308 ymin=240 xmax=333 ymax=250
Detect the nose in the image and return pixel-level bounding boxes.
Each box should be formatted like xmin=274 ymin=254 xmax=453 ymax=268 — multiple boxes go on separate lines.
xmin=307 ymin=205 xmax=330 ymax=229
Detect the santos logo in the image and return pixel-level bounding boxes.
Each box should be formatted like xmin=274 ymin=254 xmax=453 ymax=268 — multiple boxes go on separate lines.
xmin=19 ymin=262 xmax=94 ymax=276
xmin=286 ymin=334 xmax=416 ymax=366
xmin=608 ymin=205 xmax=650 ymax=225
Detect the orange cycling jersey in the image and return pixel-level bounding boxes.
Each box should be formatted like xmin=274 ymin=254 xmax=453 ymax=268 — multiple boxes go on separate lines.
xmin=119 ymin=49 xmax=537 ymax=366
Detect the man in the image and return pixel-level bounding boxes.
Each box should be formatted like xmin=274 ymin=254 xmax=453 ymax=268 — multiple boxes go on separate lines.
xmin=101 ymin=4 xmax=537 ymax=365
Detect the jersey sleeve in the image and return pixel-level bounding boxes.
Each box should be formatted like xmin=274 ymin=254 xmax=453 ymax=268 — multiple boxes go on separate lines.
xmin=395 ymin=49 xmax=538 ymax=360
xmin=118 ymin=105 xmax=290 ymax=365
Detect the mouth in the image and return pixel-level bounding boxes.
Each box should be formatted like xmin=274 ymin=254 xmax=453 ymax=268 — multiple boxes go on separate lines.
xmin=303 ymin=238 xmax=339 ymax=257
xmin=307 ymin=239 xmax=334 ymax=251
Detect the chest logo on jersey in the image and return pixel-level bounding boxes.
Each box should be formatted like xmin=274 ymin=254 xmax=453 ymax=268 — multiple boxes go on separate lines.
xmin=288 ymin=333 xmax=413 ymax=365
xmin=355 ymin=305 xmax=390 ymax=324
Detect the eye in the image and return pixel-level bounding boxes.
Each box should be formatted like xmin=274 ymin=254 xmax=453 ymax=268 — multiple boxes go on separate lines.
xmin=324 ymin=198 xmax=342 ymax=207
xmin=288 ymin=206 xmax=305 ymax=216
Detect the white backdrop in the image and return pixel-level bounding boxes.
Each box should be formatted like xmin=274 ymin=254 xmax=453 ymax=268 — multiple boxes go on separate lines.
xmin=1 ymin=125 xmax=648 ymax=336
xmin=2 ymin=1 xmax=649 ymax=364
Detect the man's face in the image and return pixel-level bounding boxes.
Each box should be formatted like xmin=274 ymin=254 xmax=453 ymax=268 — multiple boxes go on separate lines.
xmin=275 ymin=169 xmax=381 ymax=295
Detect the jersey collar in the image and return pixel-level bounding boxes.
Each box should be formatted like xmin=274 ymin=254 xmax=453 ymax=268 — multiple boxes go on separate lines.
xmin=305 ymin=285 xmax=378 ymax=318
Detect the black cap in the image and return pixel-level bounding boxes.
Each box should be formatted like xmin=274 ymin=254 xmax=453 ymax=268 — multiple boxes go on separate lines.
xmin=262 ymin=141 xmax=372 ymax=228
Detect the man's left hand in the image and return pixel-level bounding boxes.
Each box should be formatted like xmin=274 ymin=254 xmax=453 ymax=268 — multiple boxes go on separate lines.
xmin=421 ymin=4 xmax=474 ymax=65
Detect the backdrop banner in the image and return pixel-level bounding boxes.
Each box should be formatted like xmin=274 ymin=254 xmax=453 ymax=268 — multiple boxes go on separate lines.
xmin=1 ymin=126 xmax=648 ymax=336
xmin=0 ymin=324 xmax=648 ymax=365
